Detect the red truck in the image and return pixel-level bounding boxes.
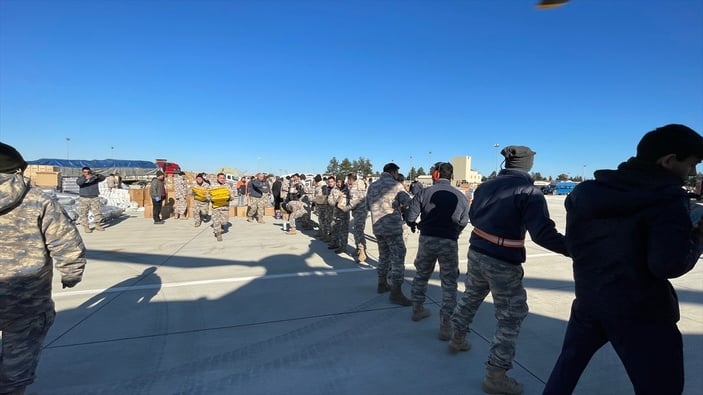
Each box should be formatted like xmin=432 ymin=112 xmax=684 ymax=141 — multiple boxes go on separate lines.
xmin=154 ymin=159 xmax=182 ymax=175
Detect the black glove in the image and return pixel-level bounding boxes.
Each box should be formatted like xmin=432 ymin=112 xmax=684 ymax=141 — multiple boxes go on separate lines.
xmin=61 ymin=277 xmax=81 ymax=289
xmin=408 ymin=222 xmax=417 ymax=233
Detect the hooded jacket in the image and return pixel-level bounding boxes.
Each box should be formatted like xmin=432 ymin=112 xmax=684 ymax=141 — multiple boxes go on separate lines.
xmin=565 ymin=159 xmax=702 ymax=322
xmin=0 ymin=172 xmax=86 ymax=320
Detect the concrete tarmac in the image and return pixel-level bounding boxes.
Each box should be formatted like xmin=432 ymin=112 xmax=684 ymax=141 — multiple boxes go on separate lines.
xmin=29 ymin=196 xmax=702 ymax=395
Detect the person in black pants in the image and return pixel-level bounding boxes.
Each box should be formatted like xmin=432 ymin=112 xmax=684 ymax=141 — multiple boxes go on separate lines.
xmin=543 ymin=124 xmax=703 ymax=395
xmin=271 ymin=176 xmax=283 ymax=218
xmin=149 ymin=171 xmax=166 ymax=224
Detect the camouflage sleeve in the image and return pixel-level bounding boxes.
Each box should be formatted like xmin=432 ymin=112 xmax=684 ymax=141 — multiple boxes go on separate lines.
xmin=42 ymin=196 xmax=87 ymax=283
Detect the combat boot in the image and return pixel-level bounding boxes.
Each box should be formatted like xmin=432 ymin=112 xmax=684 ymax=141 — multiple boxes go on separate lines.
xmin=194 ymin=222 xmax=201 ymax=228
xmin=357 ymin=245 xmax=367 ymax=263
xmin=84 ymin=225 xmax=92 ymax=233
xmin=258 ymin=219 xmax=265 ymax=224
xmin=482 ymin=364 xmax=523 ymax=395
xmin=411 ymin=303 xmax=431 ymax=321
xmin=377 ymin=276 xmax=391 ymax=293
xmin=246 ymin=217 xmax=253 ymax=223
xmin=94 ymin=223 xmax=105 ymax=231
xmin=335 ymin=245 xmax=345 ymax=254
xmin=448 ymin=330 xmax=471 ymax=353
xmin=215 ymin=232 xmax=222 ymax=242
xmin=389 ymin=284 xmax=412 ymax=306
xmin=286 ymin=229 xmax=297 ymax=235
xmin=439 ymin=314 xmax=452 ymax=341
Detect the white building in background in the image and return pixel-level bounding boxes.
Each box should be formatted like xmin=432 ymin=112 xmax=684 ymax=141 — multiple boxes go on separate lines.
xmin=451 ymin=156 xmax=482 ymax=185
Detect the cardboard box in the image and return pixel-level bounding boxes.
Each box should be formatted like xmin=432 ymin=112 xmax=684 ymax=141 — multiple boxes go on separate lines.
xmin=33 ymin=172 xmax=60 ymax=188
xmin=236 ymin=206 xmax=247 ymax=217
xmin=264 ymin=206 xmax=275 ymax=217
xmin=229 ymin=206 xmax=236 ymax=217
xmin=129 ymin=188 xmax=147 ymax=207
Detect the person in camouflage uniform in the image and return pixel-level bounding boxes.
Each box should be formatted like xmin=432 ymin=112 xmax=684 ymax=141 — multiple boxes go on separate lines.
xmin=317 ymin=176 xmax=336 ymax=243
xmin=209 ymin=173 xmax=232 ymax=241
xmin=190 ymin=173 xmax=210 ymax=227
xmin=365 ymin=163 xmax=413 ymax=306
xmin=76 ymin=166 xmax=106 ymax=233
xmin=284 ymin=174 xmax=312 ymax=235
xmin=339 ymin=173 xmax=368 ymax=262
xmin=0 ymin=142 xmax=87 ymax=395
xmin=405 ymin=162 xmax=470 ymax=341
xmin=328 ymin=175 xmax=350 ymax=254
xmin=450 ymin=146 xmax=568 ymax=395
xmin=173 ymin=171 xmax=188 ymax=220
xmin=246 ymin=173 xmax=270 ymax=224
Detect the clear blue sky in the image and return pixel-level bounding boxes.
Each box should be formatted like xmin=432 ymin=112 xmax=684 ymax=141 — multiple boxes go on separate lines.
xmin=1 ymin=0 xmax=702 ymax=179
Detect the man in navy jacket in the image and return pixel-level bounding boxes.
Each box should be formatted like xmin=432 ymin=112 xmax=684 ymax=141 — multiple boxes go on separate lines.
xmin=544 ymin=124 xmax=703 ymax=395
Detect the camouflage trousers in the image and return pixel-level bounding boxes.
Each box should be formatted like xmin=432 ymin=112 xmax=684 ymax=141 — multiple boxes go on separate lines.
xmin=211 ymin=206 xmax=229 ymax=234
xmin=375 ymin=233 xmax=406 ymax=286
xmin=247 ymin=197 xmax=266 ymax=220
xmin=192 ymin=200 xmax=209 ymax=225
xmin=452 ymin=248 xmax=528 ymax=370
xmin=174 ymin=196 xmax=187 ymax=216
xmin=78 ymin=196 xmax=103 ymax=225
xmin=317 ymin=204 xmax=333 ymax=237
xmin=0 ymin=309 xmax=55 ymax=393
xmin=331 ymin=209 xmax=350 ymax=248
xmin=350 ymin=207 xmax=367 ymax=248
xmin=287 ymin=201 xmax=313 ymax=229
xmin=411 ymin=235 xmax=460 ymax=318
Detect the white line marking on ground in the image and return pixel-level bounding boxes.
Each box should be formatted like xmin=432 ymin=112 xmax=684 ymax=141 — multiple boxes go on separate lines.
xmin=54 ymin=252 xmax=560 ymax=298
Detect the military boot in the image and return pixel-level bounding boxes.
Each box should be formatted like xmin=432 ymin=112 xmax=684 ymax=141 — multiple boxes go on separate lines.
xmin=377 ymin=276 xmax=391 ymax=293
xmin=286 ymin=228 xmax=297 ymax=235
xmin=84 ymin=225 xmax=92 ymax=233
xmin=411 ymin=303 xmax=431 ymax=321
xmin=357 ymin=245 xmax=367 ymax=263
xmin=335 ymin=245 xmax=345 ymax=254
xmin=215 ymin=232 xmax=223 ymax=242
xmin=94 ymin=223 xmax=105 ymax=231
xmin=482 ymin=364 xmax=523 ymax=395
xmin=439 ymin=314 xmax=452 ymax=341
xmin=448 ymin=330 xmax=471 ymax=353
xmin=389 ymin=284 xmax=412 ymax=306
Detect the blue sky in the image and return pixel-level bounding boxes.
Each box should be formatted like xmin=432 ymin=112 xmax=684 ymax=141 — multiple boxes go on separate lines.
xmin=1 ymin=0 xmax=702 ymax=179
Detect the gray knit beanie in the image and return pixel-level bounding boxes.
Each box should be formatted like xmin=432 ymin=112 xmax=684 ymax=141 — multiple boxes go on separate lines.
xmin=501 ymin=146 xmax=536 ymax=172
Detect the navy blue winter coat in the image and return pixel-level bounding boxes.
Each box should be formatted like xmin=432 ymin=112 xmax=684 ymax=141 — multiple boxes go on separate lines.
xmin=565 ymin=160 xmax=702 ymax=322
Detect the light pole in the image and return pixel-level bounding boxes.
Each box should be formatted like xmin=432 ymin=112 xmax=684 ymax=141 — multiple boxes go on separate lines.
xmin=111 ymin=146 xmax=114 ymax=158
xmin=582 ymin=164 xmax=587 ymax=181
xmin=493 ymin=143 xmax=500 ymax=176
xmin=66 ymin=137 xmax=71 ymax=160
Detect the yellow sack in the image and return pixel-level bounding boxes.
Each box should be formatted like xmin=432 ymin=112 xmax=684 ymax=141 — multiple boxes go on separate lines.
xmin=210 ymin=185 xmax=231 ymax=208
xmin=192 ymin=186 xmax=209 ymax=202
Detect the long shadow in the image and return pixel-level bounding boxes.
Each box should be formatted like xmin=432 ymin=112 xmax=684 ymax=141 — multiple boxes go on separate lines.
xmin=29 ymin=219 xmax=703 ymax=395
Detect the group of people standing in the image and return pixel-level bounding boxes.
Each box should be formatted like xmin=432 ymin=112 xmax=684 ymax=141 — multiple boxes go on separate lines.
xmin=3 ymin=122 xmax=702 ymax=395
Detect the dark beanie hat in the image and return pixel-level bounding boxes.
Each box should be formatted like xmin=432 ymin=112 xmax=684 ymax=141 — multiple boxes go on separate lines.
xmin=501 ymin=146 xmax=536 ymax=172
xmin=636 ymin=124 xmax=703 ymax=163
xmin=0 ymin=142 xmax=28 ymax=173
xmin=383 ymin=162 xmax=400 ymax=173
xmin=156 ymin=170 xmax=165 ymax=177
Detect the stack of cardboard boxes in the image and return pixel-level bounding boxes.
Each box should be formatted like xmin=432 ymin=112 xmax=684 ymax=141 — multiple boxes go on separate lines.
xmin=26 ymin=164 xmax=60 ymax=189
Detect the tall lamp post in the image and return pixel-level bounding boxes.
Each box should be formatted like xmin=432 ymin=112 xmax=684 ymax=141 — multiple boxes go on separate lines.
xmin=582 ymin=164 xmax=587 ymax=181
xmin=66 ymin=137 xmax=71 ymax=160
xmin=493 ymin=143 xmax=500 ymax=176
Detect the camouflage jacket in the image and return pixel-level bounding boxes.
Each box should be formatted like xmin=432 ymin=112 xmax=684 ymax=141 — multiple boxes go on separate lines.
xmin=0 ymin=172 xmax=86 ymax=319
xmin=365 ymin=172 xmax=412 ymax=236
xmin=345 ymin=179 xmax=367 ymax=211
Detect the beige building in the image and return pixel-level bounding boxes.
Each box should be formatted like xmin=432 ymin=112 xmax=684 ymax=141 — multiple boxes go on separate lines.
xmin=451 ymin=156 xmax=482 ymax=185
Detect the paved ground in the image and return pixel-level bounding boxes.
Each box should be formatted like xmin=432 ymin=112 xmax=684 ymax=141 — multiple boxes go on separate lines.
xmin=28 ymin=196 xmax=702 ymax=395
